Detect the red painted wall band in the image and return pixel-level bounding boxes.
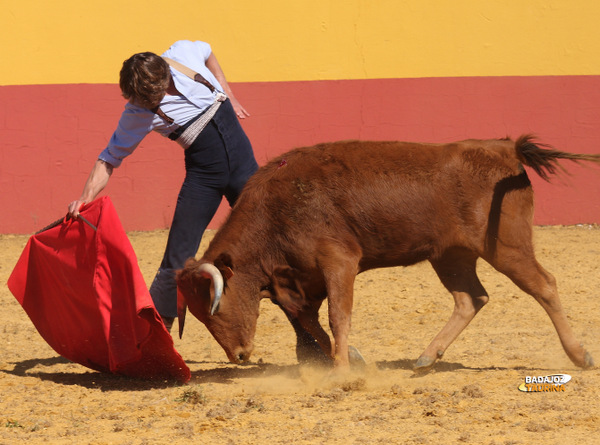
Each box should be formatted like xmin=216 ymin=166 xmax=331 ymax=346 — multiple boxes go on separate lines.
xmin=1 ymin=75 xmax=599 ymax=234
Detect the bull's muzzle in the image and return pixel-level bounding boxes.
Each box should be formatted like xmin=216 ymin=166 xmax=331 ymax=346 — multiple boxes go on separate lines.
xmin=228 ymin=345 xmax=254 ymax=364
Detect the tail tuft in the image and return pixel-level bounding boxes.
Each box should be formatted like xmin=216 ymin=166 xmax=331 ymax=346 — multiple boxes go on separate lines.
xmin=515 ymin=134 xmax=600 ymax=182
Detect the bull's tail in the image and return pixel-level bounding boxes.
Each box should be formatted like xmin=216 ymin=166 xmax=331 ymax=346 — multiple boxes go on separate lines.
xmin=515 ymin=134 xmax=600 ymax=181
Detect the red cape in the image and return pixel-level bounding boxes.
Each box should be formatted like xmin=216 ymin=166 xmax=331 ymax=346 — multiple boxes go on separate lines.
xmin=8 ymin=197 xmax=190 ymax=383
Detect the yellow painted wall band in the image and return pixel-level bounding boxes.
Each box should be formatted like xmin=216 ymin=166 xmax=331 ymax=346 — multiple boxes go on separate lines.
xmin=2 ymin=0 xmax=600 ymax=85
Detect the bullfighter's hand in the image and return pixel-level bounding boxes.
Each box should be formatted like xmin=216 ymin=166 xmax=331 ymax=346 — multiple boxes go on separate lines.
xmin=68 ymin=200 xmax=86 ymax=219
xmin=230 ymin=97 xmax=250 ymax=119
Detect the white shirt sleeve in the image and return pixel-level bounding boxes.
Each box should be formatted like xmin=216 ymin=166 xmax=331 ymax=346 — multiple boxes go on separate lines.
xmin=98 ymin=103 xmax=155 ymax=167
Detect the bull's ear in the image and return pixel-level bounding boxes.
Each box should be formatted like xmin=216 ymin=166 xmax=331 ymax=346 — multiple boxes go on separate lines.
xmin=270 ymin=266 xmax=306 ymax=316
xmin=222 ymin=266 xmax=233 ymax=280
xmin=214 ymin=253 xmax=234 ymax=280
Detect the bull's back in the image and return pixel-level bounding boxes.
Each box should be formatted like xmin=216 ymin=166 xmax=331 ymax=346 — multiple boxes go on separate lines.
xmin=240 ymin=139 xmax=528 ymax=268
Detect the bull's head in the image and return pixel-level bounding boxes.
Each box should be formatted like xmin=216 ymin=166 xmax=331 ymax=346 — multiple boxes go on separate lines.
xmin=175 ymin=257 xmax=261 ymax=364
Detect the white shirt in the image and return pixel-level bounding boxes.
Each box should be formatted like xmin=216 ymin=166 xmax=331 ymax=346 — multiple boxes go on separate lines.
xmin=99 ymin=40 xmax=224 ymax=167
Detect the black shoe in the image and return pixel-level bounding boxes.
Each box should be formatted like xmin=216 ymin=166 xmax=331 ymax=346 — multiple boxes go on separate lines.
xmin=161 ymin=316 xmax=175 ymax=333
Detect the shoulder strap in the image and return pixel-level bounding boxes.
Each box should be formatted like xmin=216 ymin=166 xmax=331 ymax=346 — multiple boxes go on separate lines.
xmin=162 ymin=57 xmax=196 ymax=79
xmin=162 ymin=56 xmax=215 ymax=93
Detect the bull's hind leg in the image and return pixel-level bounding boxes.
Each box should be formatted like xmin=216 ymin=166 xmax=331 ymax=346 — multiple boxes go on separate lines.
xmin=488 ymin=247 xmax=594 ymax=369
xmin=414 ymin=251 xmax=489 ymax=371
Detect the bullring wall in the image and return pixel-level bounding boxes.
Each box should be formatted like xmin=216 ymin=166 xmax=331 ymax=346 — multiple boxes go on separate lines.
xmin=1 ymin=0 xmax=599 ymax=234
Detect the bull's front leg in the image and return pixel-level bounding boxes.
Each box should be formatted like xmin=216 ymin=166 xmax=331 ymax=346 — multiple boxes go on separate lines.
xmin=326 ymin=271 xmax=359 ymax=369
xmin=295 ymin=302 xmax=334 ymax=361
xmin=317 ymin=240 xmax=362 ymax=370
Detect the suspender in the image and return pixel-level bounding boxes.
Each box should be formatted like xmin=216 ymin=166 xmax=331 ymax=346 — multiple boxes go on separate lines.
xmin=162 ymin=57 xmax=216 ymax=93
xmin=152 ymin=106 xmax=175 ymax=124
xmin=152 ymin=57 xmax=219 ymax=124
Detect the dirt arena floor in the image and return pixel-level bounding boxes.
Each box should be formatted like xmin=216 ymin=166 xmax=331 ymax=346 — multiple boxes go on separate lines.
xmin=1 ymin=225 xmax=599 ymax=444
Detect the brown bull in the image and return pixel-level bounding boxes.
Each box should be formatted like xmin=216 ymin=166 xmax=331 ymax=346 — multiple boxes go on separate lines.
xmin=176 ymin=135 xmax=599 ymax=371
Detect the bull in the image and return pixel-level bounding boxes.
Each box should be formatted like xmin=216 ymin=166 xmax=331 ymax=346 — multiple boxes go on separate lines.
xmin=176 ymin=136 xmax=599 ymax=371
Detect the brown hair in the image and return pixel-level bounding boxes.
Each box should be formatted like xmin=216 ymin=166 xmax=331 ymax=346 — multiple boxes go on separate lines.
xmin=119 ymin=52 xmax=170 ymax=109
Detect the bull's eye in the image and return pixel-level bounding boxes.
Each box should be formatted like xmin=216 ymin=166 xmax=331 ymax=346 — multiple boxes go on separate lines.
xmin=260 ymin=285 xmax=273 ymax=292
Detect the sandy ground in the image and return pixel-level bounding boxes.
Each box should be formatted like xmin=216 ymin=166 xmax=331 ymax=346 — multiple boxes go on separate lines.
xmin=1 ymin=225 xmax=599 ymax=444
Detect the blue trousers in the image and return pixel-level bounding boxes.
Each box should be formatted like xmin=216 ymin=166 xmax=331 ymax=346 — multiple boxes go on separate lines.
xmin=150 ymin=99 xmax=258 ymax=318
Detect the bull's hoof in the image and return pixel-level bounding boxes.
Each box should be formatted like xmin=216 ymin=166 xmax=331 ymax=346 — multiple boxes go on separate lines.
xmin=583 ymin=351 xmax=595 ymax=369
xmin=349 ymin=346 xmax=367 ymax=370
xmin=413 ymin=355 xmax=437 ymax=373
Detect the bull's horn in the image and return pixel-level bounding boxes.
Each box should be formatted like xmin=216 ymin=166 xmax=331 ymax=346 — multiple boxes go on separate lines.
xmin=177 ymin=287 xmax=187 ymax=339
xmin=197 ymin=263 xmax=224 ymax=315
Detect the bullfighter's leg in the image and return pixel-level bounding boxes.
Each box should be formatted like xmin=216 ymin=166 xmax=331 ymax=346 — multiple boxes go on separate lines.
xmin=415 ymin=252 xmax=489 ymax=371
xmin=488 ymin=248 xmax=594 ymax=369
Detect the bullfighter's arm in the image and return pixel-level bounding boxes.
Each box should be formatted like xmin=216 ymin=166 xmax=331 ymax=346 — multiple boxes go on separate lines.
xmin=205 ymin=52 xmax=250 ymax=119
xmin=67 ymin=159 xmax=113 ymax=218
